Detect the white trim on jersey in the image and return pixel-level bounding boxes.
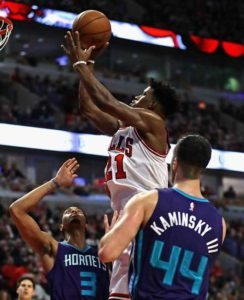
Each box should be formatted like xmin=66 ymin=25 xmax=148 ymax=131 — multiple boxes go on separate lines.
xmin=134 ymin=128 xmax=168 ymax=157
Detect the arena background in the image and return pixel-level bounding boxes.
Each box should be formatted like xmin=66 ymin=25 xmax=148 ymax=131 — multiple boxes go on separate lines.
xmin=0 ymin=1 xmax=244 ymax=299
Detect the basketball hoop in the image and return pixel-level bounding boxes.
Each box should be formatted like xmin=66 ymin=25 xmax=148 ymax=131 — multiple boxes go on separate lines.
xmin=0 ymin=16 xmax=13 ymax=51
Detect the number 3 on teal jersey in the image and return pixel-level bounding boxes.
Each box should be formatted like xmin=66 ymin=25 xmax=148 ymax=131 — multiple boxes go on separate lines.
xmin=80 ymin=272 xmax=96 ymax=296
xmin=150 ymin=241 xmax=208 ymax=295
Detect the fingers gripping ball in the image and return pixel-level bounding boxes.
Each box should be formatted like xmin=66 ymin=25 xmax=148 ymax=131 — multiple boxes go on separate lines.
xmin=72 ymin=10 xmax=111 ymax=50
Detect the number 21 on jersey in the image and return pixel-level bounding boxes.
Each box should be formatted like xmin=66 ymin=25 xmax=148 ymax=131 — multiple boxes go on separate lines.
xmin=106 ymin=154 xmax=127 ymax=181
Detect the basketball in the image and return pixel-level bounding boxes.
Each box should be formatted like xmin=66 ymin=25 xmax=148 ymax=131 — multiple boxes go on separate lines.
xmin=72 ymin=10 xmax=111 ymax=50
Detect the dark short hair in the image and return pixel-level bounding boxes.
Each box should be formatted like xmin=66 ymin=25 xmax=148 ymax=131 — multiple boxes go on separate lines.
xmin=174 ymin=135 xmax=211 ymax=174
xmin=17 ymin=274 xmax=35 ymax=289
xmin=150 ymin=79 xmax=180 ymax=116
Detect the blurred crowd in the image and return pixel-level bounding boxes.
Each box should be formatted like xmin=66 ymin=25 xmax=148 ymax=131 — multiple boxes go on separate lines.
xmin=0 ymin=159 xmax=106 ymax=195
xmin=220 ymin=99 xmax=244 ymax=124
xmin=0 ymin=68 xmax=243 ymax=152
xmin=0 ymin=200 xmax=243 ymax=299
xmin=167 ymin=96 xmax=244 ymax=152
xmin=0 ymin=162 xmax=33 ymax=194
xmin=223 ymin=220 xmax=244 ymax=261
xmin=12 ymin=0 xmax=244 ymax=43
xmin=135 ymin=0 xmax=244 ymax=43
xmin=208 ymin=260 xmax=244 ymax=300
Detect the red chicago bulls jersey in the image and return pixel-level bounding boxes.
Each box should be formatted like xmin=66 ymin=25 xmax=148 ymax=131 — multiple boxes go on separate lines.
xmin=105 ymin=126 xmax=169 ymax=210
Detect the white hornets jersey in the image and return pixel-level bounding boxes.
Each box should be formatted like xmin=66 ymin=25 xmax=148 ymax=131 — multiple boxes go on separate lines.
xmin=105 ymin=126 xmax=169 ymax=210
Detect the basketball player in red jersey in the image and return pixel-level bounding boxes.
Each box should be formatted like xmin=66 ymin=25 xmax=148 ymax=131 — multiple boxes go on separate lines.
xmin=62 ymin=31 xmax=180 ymax=300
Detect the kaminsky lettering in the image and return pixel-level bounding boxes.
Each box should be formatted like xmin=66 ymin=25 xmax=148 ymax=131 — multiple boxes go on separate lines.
xmin=151 ymin=212 xmax=212 ymax=238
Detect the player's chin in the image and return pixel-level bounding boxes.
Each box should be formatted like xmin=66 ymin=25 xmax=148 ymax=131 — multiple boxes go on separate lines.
xmin=70 ymin=217 xmax=82 ymax=224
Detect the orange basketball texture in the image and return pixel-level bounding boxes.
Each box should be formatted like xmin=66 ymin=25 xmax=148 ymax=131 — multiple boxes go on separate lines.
xmin=72 ymin=10 xmax=111 ymax=49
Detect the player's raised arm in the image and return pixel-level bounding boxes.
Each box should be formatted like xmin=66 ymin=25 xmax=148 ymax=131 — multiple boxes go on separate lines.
xmin=9 ymin=158 xmax=79 ymax=272
xmin=62 ymin=33 xmax=119 ymax=136
xmin=99 ymin=190 xmax=158 ymax=263
xmin=63 ymin=32 xmax=179 ymax=135
xmin=79 ymin=76 xmax=119 ymax=136
xmin=77 ymin=65 xmax=161 ymax=132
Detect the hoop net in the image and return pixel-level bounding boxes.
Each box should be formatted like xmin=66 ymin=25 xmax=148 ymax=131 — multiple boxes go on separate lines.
xmin=0 ymin=16 xmax=13 ymax=51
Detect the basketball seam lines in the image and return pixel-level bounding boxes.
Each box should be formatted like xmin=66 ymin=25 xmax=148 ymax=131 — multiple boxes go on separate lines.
xmin=80 ymin=30 xmax=111 ymax=36
xmin=76 ymin=16 xmax=109 ymax=32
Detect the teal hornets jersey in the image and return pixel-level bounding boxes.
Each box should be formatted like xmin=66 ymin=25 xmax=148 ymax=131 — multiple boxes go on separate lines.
xmin=129 ymin=188 xmax=223 ymax=299
xmin=47 ymin=242 xmax=109 ymax=299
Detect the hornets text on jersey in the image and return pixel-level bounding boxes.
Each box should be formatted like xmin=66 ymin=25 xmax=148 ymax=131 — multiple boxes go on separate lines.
xmin=47 ymin=241 xmax=109 ymax=300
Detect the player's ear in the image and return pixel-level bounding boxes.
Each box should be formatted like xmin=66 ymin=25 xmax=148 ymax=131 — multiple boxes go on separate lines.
xmin=16 ymin=286 xmax=21 ymax=295
xmin=172 ymin=158 xmax=178 ymax=172
xmin=149 ymin=100 xmax=156 ymax=109
xmin=59 ymin=224 xmax=64 ymax=233
xmin=169 ymin=157 xmax=178 ymax=185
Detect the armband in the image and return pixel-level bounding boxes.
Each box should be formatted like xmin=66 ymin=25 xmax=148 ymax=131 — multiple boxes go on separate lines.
xmin=73 ymin=60 xmax=87 ymax=69
xmin=51 ymin=178 xmax=60 ymax=189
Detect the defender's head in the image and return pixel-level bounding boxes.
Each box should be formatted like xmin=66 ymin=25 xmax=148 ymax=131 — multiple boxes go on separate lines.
xmin=130 ymin=80 xmax=180 ymax=118
xmin=16 ymin=275 xmax=35 ymax=300
xmin=170 ymin=135 xmax=211 ymax=184
xmin=60 ymin=206 xmax=87 ymax=236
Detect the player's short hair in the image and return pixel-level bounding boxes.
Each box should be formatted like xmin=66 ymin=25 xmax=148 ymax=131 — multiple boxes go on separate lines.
xmin=17 ymin=274 xmax=35 ymax=289
xmin=150 ymin=79 xmax=180 ymax=117
xmin=174 ymin=135 xmax=211 ymax=178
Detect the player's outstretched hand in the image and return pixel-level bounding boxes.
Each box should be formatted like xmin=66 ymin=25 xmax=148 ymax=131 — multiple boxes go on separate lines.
xmin=61 ymin=31 xmax=95 ymax=65
xmin=53 ymin=158 xmax=79 ymax=188
xmin=104 ymin=210 xmax=123 ymax=233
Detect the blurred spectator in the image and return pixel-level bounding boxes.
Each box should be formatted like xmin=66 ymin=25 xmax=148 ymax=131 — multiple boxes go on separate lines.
xmin=224 ymin=186 xmax=237 ymax=199
xmin=3 ymin=163 xmax=25 ymax=181
xmin=16 ymin=274 xmax=36 ymax=300
xmin=0 ymin=162 xmax=32 ymax=193
xmin=0 ymin=290 xmax=11 ymax=300
xmin=11 ymin=68 xmax=23 ymax=84
xmin=1 ymin=255 xmax=29 ymax=292
xmin=220 ymin=99 xmax=244 ymax=124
